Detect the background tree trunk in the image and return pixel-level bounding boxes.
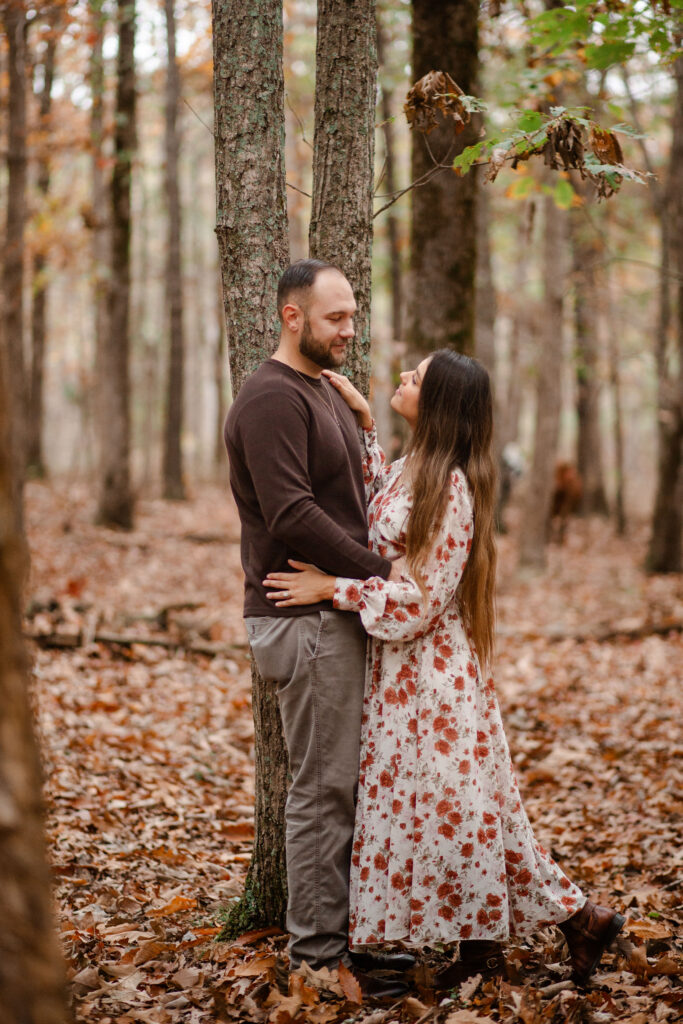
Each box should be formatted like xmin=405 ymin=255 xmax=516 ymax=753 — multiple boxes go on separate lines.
xmin=96 ymin=0 xmax=136 ymax=528
xmin=0 ymin=338 xmax=68 ymax=1024
xmin=212 ymin=0 xmax=290 ymax=932
xmin=570 ymin=200 xmax=609 ymax=515
xmin=519 ymin=194 xmax=566 ymax=571
xmin=377 ymin=14 xmax=402 ymax=343
xmin=475 ymin=177 xmax=496 ymax=376
xmin=647 ymin=55 xmax=683 ymax=572
xmin=309 ymin=0 xmax=377 ymax=396
xmin=406 ymin=0 xmax=479 ymax=357
xmin=162 ymin=0 xmax=185 ymax=500
xmin=2 ymin=0 xmax=28 ymax=529
xmin=27 ymin=23 xmax=57 ymax=479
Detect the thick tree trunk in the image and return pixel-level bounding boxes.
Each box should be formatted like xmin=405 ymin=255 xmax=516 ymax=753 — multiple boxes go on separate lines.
xmin=96 ymin=0 xmax=136 ymax=528
xmin=648 ymin=55 xmax=683 ymax=573
xmin=308 ymin=0 xmax=377 ymax=396
xmin=162 ymin=0 xmax=185 ymax=500
xmin=519 ymin=194 xmax=566 ymax=571
xmin=406 ymin=0 xmax=479 ymax=357
xmin=214 ymin=270 xmax=229 ymax=473
xmin=0 ymin=342 xmax=68 ymax=1024
xmin=2 ymin=1 xmax=28 ymax=529
xmin=570 ymin=203 xmax=609 ymax=516
xmin=27 ymin=27 xmax=57 ymax=479
xmin=212 ymin=0 xmax=290 ymax=932
xmin=376 ymin=15 xmax=402 ymax=343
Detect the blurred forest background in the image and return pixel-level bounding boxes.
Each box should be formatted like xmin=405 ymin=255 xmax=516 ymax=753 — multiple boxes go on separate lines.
xmin=1 ymin=2 xmax=683 ymax=1022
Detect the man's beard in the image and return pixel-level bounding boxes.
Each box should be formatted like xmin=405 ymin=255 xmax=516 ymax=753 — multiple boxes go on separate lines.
xmin=299 ymin=315 xmax=346 ymax=369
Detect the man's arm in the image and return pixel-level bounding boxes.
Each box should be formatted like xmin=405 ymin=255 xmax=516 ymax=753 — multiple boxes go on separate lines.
xmin=237 ymin=392 xmax=392 ymax=581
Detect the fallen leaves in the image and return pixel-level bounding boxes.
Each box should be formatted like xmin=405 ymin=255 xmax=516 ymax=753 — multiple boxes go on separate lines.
xmin=25 ymin=483 xmax=682 ymax=1023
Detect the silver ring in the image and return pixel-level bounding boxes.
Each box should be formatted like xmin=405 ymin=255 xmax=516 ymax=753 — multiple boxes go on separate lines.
xmin=283 ymin=590 xmax=290 ymax=599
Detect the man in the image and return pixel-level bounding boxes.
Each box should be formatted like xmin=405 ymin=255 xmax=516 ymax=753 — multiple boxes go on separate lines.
xmin=225 ymin=260 xmax=412 ymax=995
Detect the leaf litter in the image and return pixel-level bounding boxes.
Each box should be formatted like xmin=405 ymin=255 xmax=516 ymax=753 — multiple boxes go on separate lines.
xmin=25 ymin=482 xmax=682 ymax=1022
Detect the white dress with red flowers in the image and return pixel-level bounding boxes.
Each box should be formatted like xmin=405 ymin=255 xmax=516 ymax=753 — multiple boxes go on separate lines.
xmin=333 ymin=426 xmax=585 ymax=948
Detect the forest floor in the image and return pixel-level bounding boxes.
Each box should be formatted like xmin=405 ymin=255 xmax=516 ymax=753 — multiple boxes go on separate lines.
xmin=25 ymin=480 xmax=683 ymax=1024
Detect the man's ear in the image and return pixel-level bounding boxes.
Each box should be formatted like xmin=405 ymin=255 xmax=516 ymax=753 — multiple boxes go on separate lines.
xmin=282 ymin=302 xmax=303 ymax=333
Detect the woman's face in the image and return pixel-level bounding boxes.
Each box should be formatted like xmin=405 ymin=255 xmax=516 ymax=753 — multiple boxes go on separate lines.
xmin=391 ymin=356 xmax=431 ymax=429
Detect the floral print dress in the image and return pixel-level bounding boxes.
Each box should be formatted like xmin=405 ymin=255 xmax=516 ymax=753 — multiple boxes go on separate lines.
xmin=333 ymin=426 xmax=586 ymax=948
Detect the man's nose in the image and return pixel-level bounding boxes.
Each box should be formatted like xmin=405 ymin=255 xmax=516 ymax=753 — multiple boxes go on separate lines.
xmin=339 ymin=322 xmax=354 ymax=338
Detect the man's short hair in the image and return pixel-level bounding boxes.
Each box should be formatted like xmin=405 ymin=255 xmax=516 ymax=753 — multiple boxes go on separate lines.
xmin=277 ymin=258 xmax=342 ymax=318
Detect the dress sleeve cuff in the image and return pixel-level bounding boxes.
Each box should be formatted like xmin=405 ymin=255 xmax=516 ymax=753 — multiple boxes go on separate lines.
xmin=333 ymin=577 xmax=365 ymax=612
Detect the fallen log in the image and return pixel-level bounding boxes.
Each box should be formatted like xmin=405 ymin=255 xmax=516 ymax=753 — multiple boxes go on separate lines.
xmin=27 ymin=628 xmax=249 ymax=659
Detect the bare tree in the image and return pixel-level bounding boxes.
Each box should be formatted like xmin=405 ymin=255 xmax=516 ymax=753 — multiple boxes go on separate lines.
xmin=162 ymin=0 xmax=186 ymax=500
xmin=377 ymin=12 xmax=402 ymax=343
xmin=519 ymin=194 xmax=567 ymax=570
xmin=95 ymin=0 xmax=136 ymax=528
xmin=1 ymin=0 xmax=28 ymax=527
xmin=27 ymin=14 xmax=58 ymax=478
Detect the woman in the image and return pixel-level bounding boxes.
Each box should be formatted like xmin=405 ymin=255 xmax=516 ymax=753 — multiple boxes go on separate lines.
xmin=264 ymin=350 xmax=624 ymax=987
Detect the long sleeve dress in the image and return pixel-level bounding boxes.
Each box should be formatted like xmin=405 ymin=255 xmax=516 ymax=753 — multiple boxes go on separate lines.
xmin=333 ymin=426 xmax=586 ymax=949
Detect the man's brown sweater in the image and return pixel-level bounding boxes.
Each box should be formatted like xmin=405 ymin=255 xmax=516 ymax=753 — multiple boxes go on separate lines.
xmin=224 ymin=359 xmax=391 ymax=617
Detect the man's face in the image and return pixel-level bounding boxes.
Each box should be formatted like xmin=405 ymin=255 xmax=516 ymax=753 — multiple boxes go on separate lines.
xmin=298 ymin=270 xmax=357 ymax=370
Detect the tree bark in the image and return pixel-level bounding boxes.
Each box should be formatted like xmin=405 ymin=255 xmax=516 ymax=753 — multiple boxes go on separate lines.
xmin=647 ymin=55 xmax=683 ymax=573
xmin=570 ymin=201 xmax=609 ymax=515
xmin=519 ymin=194 xmax=567 ymax=571
xmin=406 ymin=0 xmax=479 ymax=357
xmin=0 ymin=328 xmax=68 ymax=1023
xmin=212 ymin=0 xmax=290 ymax=932
xmin=162 ymin=0 xmax=185 ymax=500
xmin=309 ymin=0 xmax=377 ymax=397
xmin=1 ymin=0 xmax=28 ymax=529
xmin=27 ymin=22 xmax=57 ymax=479
xmin=95 ymin=0 xmax=136 ymax=529
xmin=214 ymin=270 xmax=229 ymax=473
xmin=377 ymin=14 xmax=402 ymax=343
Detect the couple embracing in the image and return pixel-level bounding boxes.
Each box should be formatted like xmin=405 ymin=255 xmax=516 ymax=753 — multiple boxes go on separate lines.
xmin=224 ymin=259 xmax=623 ymax=999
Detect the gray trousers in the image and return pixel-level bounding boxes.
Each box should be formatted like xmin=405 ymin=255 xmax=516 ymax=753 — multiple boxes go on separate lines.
xmin=245 ymin=610 xmax=366 ymax=969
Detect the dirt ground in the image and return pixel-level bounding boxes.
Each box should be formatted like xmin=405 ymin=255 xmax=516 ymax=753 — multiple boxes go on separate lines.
xmin=25 ymin=480 xmax=683 ymax=1023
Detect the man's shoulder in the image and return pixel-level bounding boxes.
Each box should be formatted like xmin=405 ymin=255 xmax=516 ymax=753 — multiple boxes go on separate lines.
xmin=227 ymin=361 xmax=308 ymax=436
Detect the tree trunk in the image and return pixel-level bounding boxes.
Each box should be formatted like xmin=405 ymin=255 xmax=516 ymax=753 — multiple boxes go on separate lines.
xmin=27 ymin=25 xmax=57 ymax=479
xmin=95 ymin=0 xmax=136 ymax=529
xmin=376 ymin=14 xmax=402 ymax=343
xmin=308 ymin=0 xmax=377 ymax=396
xmin=519 ymin=194 xmax=566 ymax=571
xmin=1 ymin=0 xmax=28 ymax=529
xmin=475 ymin=176 xmax=496 ymax=376
xmin=214 ymin=269 xmax=229 ymax=473
xmin=212 ymin=0 xmax=290 ymax=932
xmin=162 ymin=0 xmax=185 ymax=500
xmin=570 ymin=201 xmax=609 ymax=515
xmin=605 ymin=275 xmax=626 ymax=535
xmin=647 ymin=55 xmax=683 ymax=573
xmin=89 ymin=0 xmax=109 ymax=484
xmin=406 ymin=0 xmax=479 ymax=357
xmin=0 ymin=336 xmax=68 ymax=1024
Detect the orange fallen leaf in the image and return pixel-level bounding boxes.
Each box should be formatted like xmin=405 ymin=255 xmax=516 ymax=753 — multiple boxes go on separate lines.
xmin=338 ymin=961 xmax=362 ymax=1005
xmin=626 ymin=918 xmax=672 ymax=940
xmin=149 ymin=894 xmax=196 ymax=917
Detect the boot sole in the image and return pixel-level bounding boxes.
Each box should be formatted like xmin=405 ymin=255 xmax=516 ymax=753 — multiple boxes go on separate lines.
xmin=573 ymin=912 xmax=626 ymax=987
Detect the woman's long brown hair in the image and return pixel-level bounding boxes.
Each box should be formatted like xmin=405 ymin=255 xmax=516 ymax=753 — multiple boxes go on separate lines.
xmin=403 ymin=350 xmax=497 ymax=669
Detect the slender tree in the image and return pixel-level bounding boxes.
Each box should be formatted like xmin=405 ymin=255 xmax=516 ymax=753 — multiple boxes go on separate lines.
xmin=1 ymin=0 xmax=28 ymax=527
xmin=519 ymin=192 xmax=567 ymax=570
xmin=27 ymin=16 xmax=58 ymax=478
xmin=309 ymin=0 xmax=377 ymax=396
xmin=89 ymin=0 xmax=109 ymax=472
xmin=570 ymin=199 xmax=609 ymax=515
xmin=377 ymin=12 xmax=402 ymax=343
xmin=162 ymin=0 xmax=186 ymax=499
xmin=95 ymin=0 xmax=136 ymax=528
xmin=0 ymin=334 xmax=67 ymax=1024
xmin=406 ymin=0 xmax=479 ymax=356
xmin=648 ymin=55 xmax=683 ymax=572
xmin=213 ymin=0 xmax=290 ymax=931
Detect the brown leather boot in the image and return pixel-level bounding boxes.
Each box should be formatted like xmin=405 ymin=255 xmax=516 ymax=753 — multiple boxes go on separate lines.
xmin=559 ymin=900 xmax=625 ymax=986
xmin=434 ymin=941 xmax=506 ymax=990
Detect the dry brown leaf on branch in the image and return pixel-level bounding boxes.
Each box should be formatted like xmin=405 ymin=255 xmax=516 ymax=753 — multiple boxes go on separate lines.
xmin=589 ymin=124 xmax=624 ymax=165
xmin=404 ymin=70 xmax=470 ymax=135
